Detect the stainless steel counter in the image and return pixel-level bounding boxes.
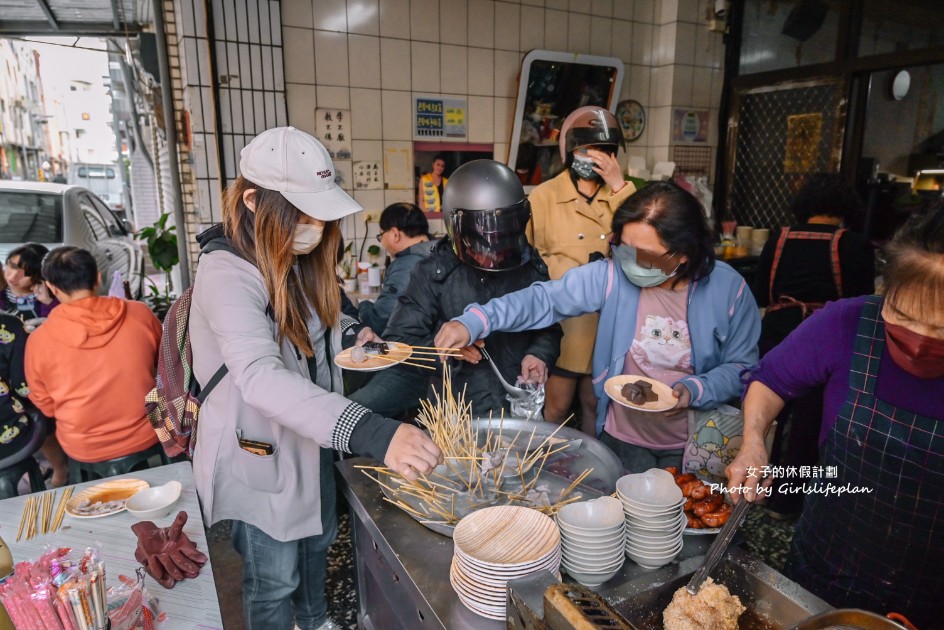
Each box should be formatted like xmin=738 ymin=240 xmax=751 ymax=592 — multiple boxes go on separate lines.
xmin=337 ymin=458 xmax=832 ymax=629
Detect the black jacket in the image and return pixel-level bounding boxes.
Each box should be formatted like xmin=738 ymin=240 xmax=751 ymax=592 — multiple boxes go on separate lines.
xmin=384 ymin=238 xmax=562 ymax=415
xmin=0 ymin=314 xmax=35 ymax=459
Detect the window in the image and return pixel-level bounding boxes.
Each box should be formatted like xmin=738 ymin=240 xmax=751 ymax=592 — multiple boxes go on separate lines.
xmin=739 ymin=0 xmax=839 ymax=75
xmin=0 ymin=192 xmax=63 ymax=243
xmin=76 ymin=166 xmax=116 ymax=179
xmin=858 ymin=1 xmax=944 ymax=57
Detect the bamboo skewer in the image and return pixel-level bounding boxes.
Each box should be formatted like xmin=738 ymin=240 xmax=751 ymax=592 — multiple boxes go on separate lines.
xmin=409 ymin=346 xmax=460 ymax=352
xmin=16 ymin=496 xmax=33 ymax=541
xmin=51 ymin=486 xmax=73 ymax=532
xmin=367 ymin=353 xmax=436 ymax=370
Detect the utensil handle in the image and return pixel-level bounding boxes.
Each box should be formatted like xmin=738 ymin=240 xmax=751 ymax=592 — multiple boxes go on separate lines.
xmin=686 ymin=495 xmax=751 ymax=594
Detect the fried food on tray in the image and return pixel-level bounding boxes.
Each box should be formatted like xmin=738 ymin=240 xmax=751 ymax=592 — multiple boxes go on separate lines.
xmin=666 ymin=468 xmax=731 ymax=529
xmin=663 ymin=577 xmax=745 ymax=630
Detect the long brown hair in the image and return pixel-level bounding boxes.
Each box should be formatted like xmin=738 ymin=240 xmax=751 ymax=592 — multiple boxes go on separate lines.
xmin=222 ymin=176 xmax=342 ymax=357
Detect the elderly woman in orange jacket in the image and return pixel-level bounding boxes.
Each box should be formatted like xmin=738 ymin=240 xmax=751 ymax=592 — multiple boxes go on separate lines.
xmin=526 ymin=106 xmax=635 ymax=433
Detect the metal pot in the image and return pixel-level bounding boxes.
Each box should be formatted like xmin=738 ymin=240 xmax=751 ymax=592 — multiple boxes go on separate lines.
xmin=789 ymin=609 xmax=916 ymax=630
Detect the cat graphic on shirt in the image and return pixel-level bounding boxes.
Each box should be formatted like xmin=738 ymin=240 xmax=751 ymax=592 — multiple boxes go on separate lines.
xmin=631 ymin=315 xmax=692 ymax=371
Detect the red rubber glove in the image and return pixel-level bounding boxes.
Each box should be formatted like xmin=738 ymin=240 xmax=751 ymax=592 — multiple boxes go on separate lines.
xmin=132 ymin=511 xmax=208 ymax=588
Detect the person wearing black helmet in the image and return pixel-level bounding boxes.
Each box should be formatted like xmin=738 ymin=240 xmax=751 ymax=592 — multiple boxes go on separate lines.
xmin=348 ymin=160 xmax=562 ymax=418
xmin=527 ymin=106 xmax=636 ymax=435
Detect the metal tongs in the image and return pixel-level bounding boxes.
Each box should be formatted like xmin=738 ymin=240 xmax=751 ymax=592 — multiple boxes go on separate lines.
xmin=477 ymin=345 xmax=531 ymax=400
xmin=685 ymin=494 xmax=753 ymax=595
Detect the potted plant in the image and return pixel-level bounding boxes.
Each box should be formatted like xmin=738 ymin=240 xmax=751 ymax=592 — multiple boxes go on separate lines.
xmin=135 ymin=212 xmax=179 ymax=320
xmin=338 ymin=241 xmax=358 ymax=293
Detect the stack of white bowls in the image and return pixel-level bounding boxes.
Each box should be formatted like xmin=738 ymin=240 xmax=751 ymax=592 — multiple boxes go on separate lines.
xmin=616 ymin=468 xmax=686 ymax=569
xmin=556 ymin=496 xmax=626 ymax=588
xmin=451 ymin=505 xmax=562 ymax=620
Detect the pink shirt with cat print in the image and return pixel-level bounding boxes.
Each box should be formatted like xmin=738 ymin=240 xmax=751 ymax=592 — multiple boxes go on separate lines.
xmin=603 ymin=284 xmax=692 ymax=449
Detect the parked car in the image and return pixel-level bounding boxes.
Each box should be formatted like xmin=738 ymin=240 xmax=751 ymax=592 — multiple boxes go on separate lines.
xmin=0 ymin=181 xmax=144 ymax=297
xmin=68 ymin=162 xmax=127 ymax=216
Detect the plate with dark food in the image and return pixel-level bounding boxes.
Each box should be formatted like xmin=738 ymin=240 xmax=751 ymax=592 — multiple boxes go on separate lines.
xmin=604 ymin=375 xmax=675 ymax=413
xmin=66 ymin=478 xmax=150 ymax=519
xmin=334 ymin=341 xmax=413 ymax=372
xmin=664 ymin=466 xmax=725 ymax=534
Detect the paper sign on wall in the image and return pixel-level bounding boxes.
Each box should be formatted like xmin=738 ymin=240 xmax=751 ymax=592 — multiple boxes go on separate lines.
xmin=414 ymin=96 xmax=467 ymax=139
xmin=354 ymin=161 xmax=383 ymax=190
xmin=383 ymin=147 xmax=413 ymax=190
xmin=315 ymin=108 xmax=352 ymax=160
xmin=671 ymin=109 xmax=709 ymax=144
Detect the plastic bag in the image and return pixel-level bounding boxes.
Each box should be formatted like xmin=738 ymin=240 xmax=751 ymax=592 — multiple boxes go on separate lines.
xmin=508 ymin=379 xmax=545 ymax=422
xmin=107 ymin=568 xmax=160 ymax=630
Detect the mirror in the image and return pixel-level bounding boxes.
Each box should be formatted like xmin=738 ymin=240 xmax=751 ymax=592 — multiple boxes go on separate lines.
xmin=891 ymin=70 xmax=911 ymax=101
xmin=508 ymin=50 xmax=624 ymax=190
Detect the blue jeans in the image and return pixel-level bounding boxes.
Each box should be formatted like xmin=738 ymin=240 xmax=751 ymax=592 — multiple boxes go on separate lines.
xmin=231 ymin=449 xmax=338 ymax=630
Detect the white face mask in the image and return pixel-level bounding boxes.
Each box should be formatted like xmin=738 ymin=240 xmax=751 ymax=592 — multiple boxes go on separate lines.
xmin=291 ymin=223 xmax=324 ymax=255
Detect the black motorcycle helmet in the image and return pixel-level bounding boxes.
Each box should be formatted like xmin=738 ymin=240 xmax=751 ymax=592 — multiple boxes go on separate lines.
xmin=443 ymin=160 xmax=532 ymax=271
xmin=559 ymin=106 xmax=625 ymax=165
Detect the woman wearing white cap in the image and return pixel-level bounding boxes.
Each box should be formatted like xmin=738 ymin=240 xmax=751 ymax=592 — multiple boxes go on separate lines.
xmin=188 ymin=127 xmax=442 ymax=630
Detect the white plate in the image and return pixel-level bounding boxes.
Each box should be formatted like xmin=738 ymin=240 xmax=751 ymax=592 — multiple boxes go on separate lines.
xmin=683 ymin=526 xmax=721 ymax=535
xmin=65 ymin=478 xmax=150 ymax=519
xmin=333 ymin=341 xmax=413 ymax=372
xmin=604 ymin=375 xmax=676 ymax=412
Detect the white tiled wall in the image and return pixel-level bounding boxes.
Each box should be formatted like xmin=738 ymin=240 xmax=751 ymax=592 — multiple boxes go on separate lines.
xmin=282 ymin=0 xmax=725 ymax=243
xmin=166 ymin=0 xmax=726 ymax=260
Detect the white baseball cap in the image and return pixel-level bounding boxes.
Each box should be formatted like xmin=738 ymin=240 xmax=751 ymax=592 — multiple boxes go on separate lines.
xmin=238 ymin=126 xmax=363 ymax=221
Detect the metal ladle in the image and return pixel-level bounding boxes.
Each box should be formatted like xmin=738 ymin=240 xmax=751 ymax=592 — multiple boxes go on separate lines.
xmin=476 ymin=345 xmax=532 ymax=400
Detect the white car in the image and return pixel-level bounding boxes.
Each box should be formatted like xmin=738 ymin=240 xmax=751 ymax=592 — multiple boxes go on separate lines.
xmin=0 ymin=181 xmax=144 ymax=297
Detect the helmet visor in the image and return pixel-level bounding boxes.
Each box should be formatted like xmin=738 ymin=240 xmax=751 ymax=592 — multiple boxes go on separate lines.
xmin=452 ymin=200 xmax=532 ymax=271
xmin=565 ymin=126 xmax=622 ymax=154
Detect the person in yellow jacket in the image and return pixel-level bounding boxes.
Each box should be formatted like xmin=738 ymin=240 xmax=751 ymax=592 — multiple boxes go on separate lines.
xmin=419 ymin=154 xmax=448 ymax=213
xmin=527 ymin=106 xmax=635 ymax=434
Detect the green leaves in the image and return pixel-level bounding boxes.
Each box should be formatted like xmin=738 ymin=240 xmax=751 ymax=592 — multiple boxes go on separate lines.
xmin=135 ymin=213 xmax=179 ymax=273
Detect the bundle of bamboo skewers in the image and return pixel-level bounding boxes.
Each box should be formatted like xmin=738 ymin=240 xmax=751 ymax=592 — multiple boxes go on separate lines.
xmin=359 ymin=365 xmax=594 ymax=527
xmin=16 ymin=487 xmax=74 ymax=542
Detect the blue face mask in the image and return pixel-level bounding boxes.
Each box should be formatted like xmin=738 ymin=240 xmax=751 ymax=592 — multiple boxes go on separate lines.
xmin=570 ymin=154 xmax=599 ymax=180
xmin=611 ymin=244 xmax=678 ymax=288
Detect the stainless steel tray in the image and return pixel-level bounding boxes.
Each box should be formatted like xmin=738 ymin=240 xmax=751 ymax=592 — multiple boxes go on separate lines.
xmin=378 ymin=419 xmax=623 ymax=537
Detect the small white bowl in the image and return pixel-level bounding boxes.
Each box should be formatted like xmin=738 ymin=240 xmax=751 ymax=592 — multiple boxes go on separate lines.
xmin=562 ymin=554 xmax=624 ymax=573
xmin=625 ymin=537 xmax=683 ymax=554
xmin=558 ymin=525 xmax=625 ymax=545
xmin=624 ymin=545 xmax=682 ymax=569
xmin=564 ymin=543 xmax=626 ymax=562
xmin=616 ymin=469 xmax=683 ymax=507
xmin=126 ymin=481 xmax=182 ymax=520
xmin=557 ymin=497 xmax=625 ymax=531
xmin=558 ymin=522 xmax=624 ymax=542
xmin=562 ymin=563 xmax=623 ymax=588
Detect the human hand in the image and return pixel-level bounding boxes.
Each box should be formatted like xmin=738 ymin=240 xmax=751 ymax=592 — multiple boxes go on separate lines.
xmin=587 ymin=148 xmax=626 ymax=192
xmin=433 ymin=322 xmax=474 ymax=360
xmin=384 ymin=424 xmax=443 ymax=482
xmin=671 ymin=383 xmax=692 ymax=410
xmin=519 ymin=355 xmax=548 ymax=385
xmin=33 ymin=282 xmax=53 ymax=305
xmin=132 ymin=511 xmax=208 ymax=589
xmin=355 ymin=327 xmax=381 ymax=346
xmin=724 ymin=439 xmax=773 ymax=505
xmin=454 ymin=340 xmax=484 ymax=363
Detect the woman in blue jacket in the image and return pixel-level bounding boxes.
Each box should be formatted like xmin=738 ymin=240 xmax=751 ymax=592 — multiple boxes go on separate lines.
xmin=435 ymin=182 xmax=760 ymax=473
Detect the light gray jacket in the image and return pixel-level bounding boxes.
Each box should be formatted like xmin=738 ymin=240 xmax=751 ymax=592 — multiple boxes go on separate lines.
xmin=188 ymin=250 xmax=364 ymax=541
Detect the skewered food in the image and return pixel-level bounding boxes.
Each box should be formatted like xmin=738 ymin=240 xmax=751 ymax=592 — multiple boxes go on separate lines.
xmin=351 ymin=341 xmax=392 ymax=364
xmin=363 ymin=340 xmax=390 ymax=354
xmin=621 ymin=379 xmax=658 ymax=404
xmin=663 ymin=577 xmax=745 ymax=630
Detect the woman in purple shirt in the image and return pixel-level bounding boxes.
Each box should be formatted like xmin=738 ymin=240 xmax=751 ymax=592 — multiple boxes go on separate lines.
xmin=727 ymin=205 xmax=944 ymax=626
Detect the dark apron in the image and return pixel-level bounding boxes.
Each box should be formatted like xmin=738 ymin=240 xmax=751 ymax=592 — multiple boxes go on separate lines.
xmin=784 ymin=296 xmax=944 ymax=626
